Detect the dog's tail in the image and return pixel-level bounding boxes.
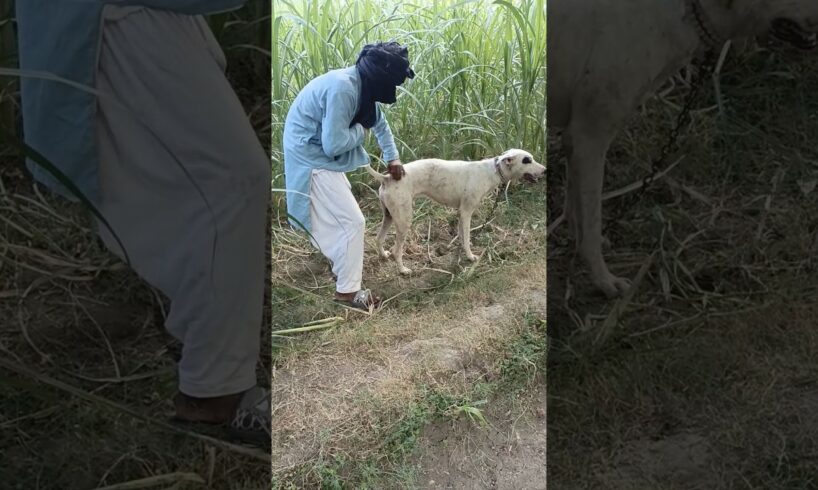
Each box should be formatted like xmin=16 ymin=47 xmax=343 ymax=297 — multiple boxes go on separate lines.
xmin=363 ymin=164 xmax=388 ymax=184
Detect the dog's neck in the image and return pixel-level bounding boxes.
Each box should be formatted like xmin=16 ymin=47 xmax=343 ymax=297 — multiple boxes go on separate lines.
xmin=493 ymin=157 xmax=510 ymax=185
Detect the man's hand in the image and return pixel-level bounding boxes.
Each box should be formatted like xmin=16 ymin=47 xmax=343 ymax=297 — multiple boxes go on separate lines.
xmin=387 ymin=159 xmax=405 ymax=180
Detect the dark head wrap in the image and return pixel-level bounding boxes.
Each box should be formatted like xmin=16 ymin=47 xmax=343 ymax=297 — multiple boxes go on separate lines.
xmin=351 ymin=41 xmax=415 ymax=129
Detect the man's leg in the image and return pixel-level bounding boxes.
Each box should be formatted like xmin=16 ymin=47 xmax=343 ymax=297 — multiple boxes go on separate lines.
xmin=94 ymin=6 xmax=270 ymax=437
xmin=308 ymin=169 xmax=378 ymax=305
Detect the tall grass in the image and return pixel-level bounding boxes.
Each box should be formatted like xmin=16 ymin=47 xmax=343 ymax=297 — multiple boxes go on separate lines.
xmin=271 ymin=0 xmax=546 ymax=213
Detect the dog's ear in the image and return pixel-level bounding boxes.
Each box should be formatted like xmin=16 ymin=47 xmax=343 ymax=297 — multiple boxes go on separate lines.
xmin=499 ymin=151 xmax=515 ymax=166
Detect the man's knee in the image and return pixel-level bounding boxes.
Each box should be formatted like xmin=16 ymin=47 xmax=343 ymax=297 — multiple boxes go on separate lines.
xmin=350 ymin=209 xmax=366 ymax=233
xmin=337 ymin=210 xmax=365 ymax=243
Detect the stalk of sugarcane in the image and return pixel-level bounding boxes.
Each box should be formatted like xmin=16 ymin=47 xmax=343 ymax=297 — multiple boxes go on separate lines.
xmin=272 ymin=317 xmax=344 ymax=336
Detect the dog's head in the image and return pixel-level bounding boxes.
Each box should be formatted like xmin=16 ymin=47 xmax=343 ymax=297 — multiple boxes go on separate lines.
xmin=496 ymin=149 xmax=545 ymax=184
xmin=719 ymin=0 xmax=818 ymax=50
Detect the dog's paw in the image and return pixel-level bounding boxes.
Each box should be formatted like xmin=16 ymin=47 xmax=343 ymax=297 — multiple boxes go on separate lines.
xmin=399 ymin=267 xmax=413 ymax=275
xmin=379 ymin=250 xmax=392 ymax=260
xmin=466 ymin=253 xmax=479 ymax=262
xmin=594 ymin=275 xmax=631 ymax=299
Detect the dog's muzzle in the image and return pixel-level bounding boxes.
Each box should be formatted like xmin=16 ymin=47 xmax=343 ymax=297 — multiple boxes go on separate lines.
xmin=523 ymin=173 xmax=541 ymax=183
xmin=771 ymin=18 xmax=818 ymax=50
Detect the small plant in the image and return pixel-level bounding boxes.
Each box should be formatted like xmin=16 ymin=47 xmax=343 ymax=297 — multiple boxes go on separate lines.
xmin=500 ymin=330 xmax=546 ymax=387
xmin=316 ymin=458 xmax=345 ymax=490
xmin=422 ymin=387 xmax=492 ymax=427
xmin=382 ymin=402 xmax=431 ymax=458
xmin=455 ymin=400 xmax=490 ymax=428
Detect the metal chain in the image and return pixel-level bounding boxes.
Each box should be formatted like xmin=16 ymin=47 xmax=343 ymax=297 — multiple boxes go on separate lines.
xmin=603 ymin=49 xmax=718 ymax=234
xmin=474 ymin=182 xmax=504 ymax=237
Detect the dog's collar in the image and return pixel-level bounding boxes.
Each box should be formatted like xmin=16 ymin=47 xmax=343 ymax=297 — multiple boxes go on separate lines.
xmin=687 ymin=0 xmax=726 ymax=50
xmin=494 ymin=157 xmax=509 ymax=184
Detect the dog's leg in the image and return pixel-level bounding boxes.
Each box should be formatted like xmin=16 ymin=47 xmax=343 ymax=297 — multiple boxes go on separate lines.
xmin=458 ymin=209 xmax=478 ymax=261
xmin=568 ymin=123 xmax=631 ymax=298
xmin=392 ymin=219 xmax=412 ymax=275
xmin=388 ymin=200 xmax=413 ymax=275
xmin=376 ymin=200 xmax=393 ymax=259
xmin=563 ymin=132 xmax=615 ymax=251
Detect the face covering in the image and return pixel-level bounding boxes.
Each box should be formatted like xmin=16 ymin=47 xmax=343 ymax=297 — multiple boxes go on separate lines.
xmin=351 ymin=41 xmax=415 ymax=129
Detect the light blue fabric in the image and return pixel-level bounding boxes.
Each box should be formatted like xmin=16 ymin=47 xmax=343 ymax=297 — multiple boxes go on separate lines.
xmin=283 ymin=66 xmax=399 ymax=233
xmin=15 ymin=0 xmax=247 ymax=204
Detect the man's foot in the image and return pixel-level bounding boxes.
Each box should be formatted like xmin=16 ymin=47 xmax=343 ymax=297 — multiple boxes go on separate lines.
xmin=334 ymin=289 xmax=382 ymax=311
xmin=172 ymin=386 xmax=271 ymax=447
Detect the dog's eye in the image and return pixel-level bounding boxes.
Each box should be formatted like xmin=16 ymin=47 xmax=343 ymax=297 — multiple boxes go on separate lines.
xmin=522 ymin=157 xmax=531 ymax=164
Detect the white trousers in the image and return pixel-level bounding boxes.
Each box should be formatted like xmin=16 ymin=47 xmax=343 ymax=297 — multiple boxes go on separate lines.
xmin=94 ymin=6 xmax=270 ymax=397
xmin=309 ymin=169 xmax=365 ymax=294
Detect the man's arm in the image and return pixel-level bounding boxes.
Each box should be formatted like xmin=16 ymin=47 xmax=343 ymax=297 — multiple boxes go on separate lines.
xmin=372 ymin=105 xmax=399 ymax=162
xmin=371 ymin=105 xmax=404 ymax=179
xmin=321 ymin=87 xmax=366 ymax=158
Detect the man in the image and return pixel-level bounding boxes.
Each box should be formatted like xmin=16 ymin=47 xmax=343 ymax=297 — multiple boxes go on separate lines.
xmin=16 ymin=2 xmax=271 ymax=445
xmin=283 ymin=41 xmax=414 ymax=310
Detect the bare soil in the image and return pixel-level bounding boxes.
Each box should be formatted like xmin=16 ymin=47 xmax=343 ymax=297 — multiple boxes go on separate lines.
xmin=415 ymin=379 xmax=546 ymax=490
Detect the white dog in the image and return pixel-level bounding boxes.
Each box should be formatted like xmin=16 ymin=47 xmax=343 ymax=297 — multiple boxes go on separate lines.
xmin=365 ymin=149 xmax=545 ymax=274
xmin=549 ymin=0 xmax=818 ymax=298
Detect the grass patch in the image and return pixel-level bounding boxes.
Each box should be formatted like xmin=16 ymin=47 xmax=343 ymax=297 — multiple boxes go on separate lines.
xmin=499 ymin=328 xmax=546 ymax=389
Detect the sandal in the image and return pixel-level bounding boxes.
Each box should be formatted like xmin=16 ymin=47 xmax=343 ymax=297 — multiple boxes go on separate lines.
xmin=226 ymin=386 xmax=271 ymax=447
xmin=172 ymin=386 xmax=271 ymax=448
xmin=334 ymin=289 xmax=382 ymax=311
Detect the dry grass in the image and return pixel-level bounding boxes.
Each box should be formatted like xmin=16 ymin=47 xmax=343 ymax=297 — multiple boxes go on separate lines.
xmin=270 ymin=258 xmax=545 ymax=488
xmin=1 ymin=169 xmax=274 ymax=489
xmin=547 ymin=42 xmax=818 ymax=488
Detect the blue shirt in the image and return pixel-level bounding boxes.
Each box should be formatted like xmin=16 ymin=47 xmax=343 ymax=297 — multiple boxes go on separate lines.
xmin=283 ymin=66 xmax=399 ymax=233
xmin=15 ymin=0 xmax=247 ymax=204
